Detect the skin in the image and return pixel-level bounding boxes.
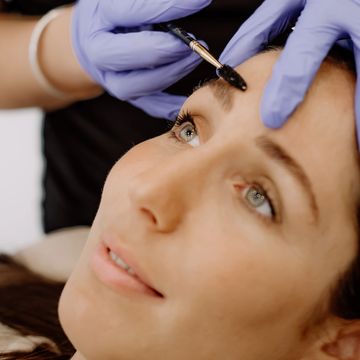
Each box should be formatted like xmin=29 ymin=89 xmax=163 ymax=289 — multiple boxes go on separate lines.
xmin=0 ymin=7 xmax=101 ymax=109
xmin=59 ymin=51 xmax=360 ymax=360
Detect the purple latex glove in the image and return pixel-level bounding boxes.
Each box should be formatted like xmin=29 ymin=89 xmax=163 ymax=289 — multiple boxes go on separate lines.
xmin=72 ymin=0 xmax=211 ymax=120
xmin=220 ymin=0 xmax=360 ymax=137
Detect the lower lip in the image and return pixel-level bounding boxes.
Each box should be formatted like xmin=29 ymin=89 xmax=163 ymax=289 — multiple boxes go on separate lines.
xmin=90 ymin=241 xmax=161 ymax=298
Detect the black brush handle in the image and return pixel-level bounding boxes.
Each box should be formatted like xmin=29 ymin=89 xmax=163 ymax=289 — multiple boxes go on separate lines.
xmin=157 ymin=23 xmax=195 ymax=46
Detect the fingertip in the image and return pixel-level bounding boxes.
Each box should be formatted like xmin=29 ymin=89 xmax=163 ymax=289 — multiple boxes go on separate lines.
xmin=169 ymin=109 xmax=180 ymax=121
xmin=260 ymin=90 xmax=282 ymax=129
xmin=162 ymin=99 xmax=186 ymax=120
xmin=260 ymin=61 xmax=308 ymax=129
xmin=219 ymin=38 xmax=262 ymax=68
xmin=260 ymin=85 xmax=291 ymax=129
xmin=260 ymin=104 xmax=286 ymax=129
xmin=129 ymin=93 xmax=186 ymax=120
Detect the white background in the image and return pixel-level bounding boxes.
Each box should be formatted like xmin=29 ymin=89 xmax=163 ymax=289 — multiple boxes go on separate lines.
xmin=0 ymin=109 xmax=43 ymax=253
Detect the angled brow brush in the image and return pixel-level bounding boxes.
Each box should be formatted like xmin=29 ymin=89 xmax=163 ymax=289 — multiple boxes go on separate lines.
xmin=158 ymin=23 xmax=247 ymax=91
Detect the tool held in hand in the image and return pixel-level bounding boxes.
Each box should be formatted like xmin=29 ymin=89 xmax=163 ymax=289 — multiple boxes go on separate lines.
xmin=159 ymin=23 xmax=247 ymax=91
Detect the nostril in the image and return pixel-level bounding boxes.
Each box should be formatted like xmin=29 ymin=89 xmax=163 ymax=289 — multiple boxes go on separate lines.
xmin=140 ymin=207 xmax=157 ymax=225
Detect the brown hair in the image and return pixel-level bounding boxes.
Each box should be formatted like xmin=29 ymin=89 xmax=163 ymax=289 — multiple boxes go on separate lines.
xmin=0 ymin=255 xmax=75 ymax=359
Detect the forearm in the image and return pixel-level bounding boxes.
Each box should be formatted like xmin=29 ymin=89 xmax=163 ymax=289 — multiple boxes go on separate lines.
xmin=0 ymin=7 xmax=102 ymax=110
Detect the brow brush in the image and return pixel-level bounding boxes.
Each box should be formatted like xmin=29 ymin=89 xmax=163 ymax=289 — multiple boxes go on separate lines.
xmin=158 ymin=23 xmax=247 ymax=91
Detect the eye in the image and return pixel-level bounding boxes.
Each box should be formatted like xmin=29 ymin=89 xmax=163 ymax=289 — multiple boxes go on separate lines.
xmin=170 ymin=111 xmax=200 ymax=147
xmin=242 ymin=185 xmax=275 ymax=219
xmin=178 ymin=123 xmax=199 ymax=147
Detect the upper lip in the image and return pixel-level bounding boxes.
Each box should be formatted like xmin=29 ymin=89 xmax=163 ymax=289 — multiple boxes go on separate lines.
xmin=103 ymin=236 xmax=164 ymax=297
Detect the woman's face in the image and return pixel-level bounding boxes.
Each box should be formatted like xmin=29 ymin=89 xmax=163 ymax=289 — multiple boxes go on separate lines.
xmin=59 ymin=52 xmax=359 ymax=360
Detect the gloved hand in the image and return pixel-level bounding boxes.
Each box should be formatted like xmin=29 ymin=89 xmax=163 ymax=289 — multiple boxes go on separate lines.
xmin=72 ymin=0 xmax=211 ymax=120
xmin=220 ymin=0 xmax=360 ymax=135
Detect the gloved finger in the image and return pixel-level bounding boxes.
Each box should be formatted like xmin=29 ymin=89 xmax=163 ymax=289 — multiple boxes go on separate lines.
xmin=261 ymin=5 xmax=339 ymax=128
xmin=100 ymin=0 xmax=212 ymax=28
xmin=104 ymin=51 xmax=202 ymax=100
xmin=219 ymin=0 xmax=304 ymax=67
xmin=345 ymin=1 xmax=360 ymax=145
xmin=337 ymin=38 xmax=353 ymax=52
xmin=129 ymin=92 xmax=186 ymax=120
xmin=335 ymin=0 xmax=360 ymax=52
xmin=88 ymin=31 xmax=192 ymax=72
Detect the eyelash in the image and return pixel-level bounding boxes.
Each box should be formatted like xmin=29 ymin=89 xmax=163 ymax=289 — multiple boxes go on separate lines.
xmin=168 ymin=112 xmax=278 ymax=223
xmin=168 ymin=111 xmax=196 ymax=143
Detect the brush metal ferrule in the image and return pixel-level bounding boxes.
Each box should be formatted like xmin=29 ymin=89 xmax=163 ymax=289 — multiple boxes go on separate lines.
xmin=189 ymin=40 xmax=223 ymax=69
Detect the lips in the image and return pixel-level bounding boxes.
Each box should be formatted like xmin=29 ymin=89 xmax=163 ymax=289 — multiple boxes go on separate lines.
xmin=105 ymin=245 xmax=163 ymax=297
xmin=90 ymin=236 xmax=164 ymax=299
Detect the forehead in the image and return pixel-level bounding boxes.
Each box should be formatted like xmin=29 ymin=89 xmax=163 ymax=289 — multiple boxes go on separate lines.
xmin=184 ymin=50 xmax=359 ymax=216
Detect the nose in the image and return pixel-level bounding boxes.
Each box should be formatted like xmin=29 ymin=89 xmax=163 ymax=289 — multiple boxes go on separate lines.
xmin=127 ymin=150 xmax=208 ymax=233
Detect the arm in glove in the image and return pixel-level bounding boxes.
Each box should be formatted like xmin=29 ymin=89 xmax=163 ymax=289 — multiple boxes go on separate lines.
xmin=220 ymin=0 xmax=360 ymax=140
xmin=72 ymin=0 xmax=211 ymax=120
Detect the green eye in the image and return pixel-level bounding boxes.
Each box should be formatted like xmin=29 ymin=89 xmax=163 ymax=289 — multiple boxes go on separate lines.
xmin=171 ymin=111 xmax=200 ymax=147
xmin=179 ymin=124 xmax=197 ymax=142
xmin=246 ymin=187 xmax=266 ymax=207
xmin=176 ymin=123 xmax=200 ymax=147
xmin=244 ymin=186 xmax=274 ymax=218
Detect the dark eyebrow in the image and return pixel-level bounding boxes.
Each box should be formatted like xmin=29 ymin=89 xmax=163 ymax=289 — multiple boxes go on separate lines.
xmin=256 ymin=136 xmax=319 ymax=223
xmin=197 ymin=79 xmax=236 ymax=112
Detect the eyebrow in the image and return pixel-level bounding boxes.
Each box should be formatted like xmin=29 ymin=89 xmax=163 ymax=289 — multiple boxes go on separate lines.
xmin=200 ymin=79 xmax=236 ymax=112
xmin=256 ymin=136 xmax=319 ymax=223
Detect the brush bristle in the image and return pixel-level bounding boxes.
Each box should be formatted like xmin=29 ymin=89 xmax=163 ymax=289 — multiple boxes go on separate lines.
xmin=218 ymin=65 xmax=247 ymax=91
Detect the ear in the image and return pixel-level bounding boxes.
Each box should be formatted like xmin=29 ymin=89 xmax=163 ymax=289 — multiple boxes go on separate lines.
xmin=321 ymin=321 xmax=360 ymax=360
xmin=300 ymin=318 xmax=360 ymax=360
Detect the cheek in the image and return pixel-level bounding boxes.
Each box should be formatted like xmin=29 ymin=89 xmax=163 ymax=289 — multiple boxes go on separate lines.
xmin=180 ymin=221 xmax=319 ymax=336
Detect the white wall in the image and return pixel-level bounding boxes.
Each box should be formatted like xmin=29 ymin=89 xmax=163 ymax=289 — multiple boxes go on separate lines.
xmin=0 ymin=108 xmax=43 ymax=254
